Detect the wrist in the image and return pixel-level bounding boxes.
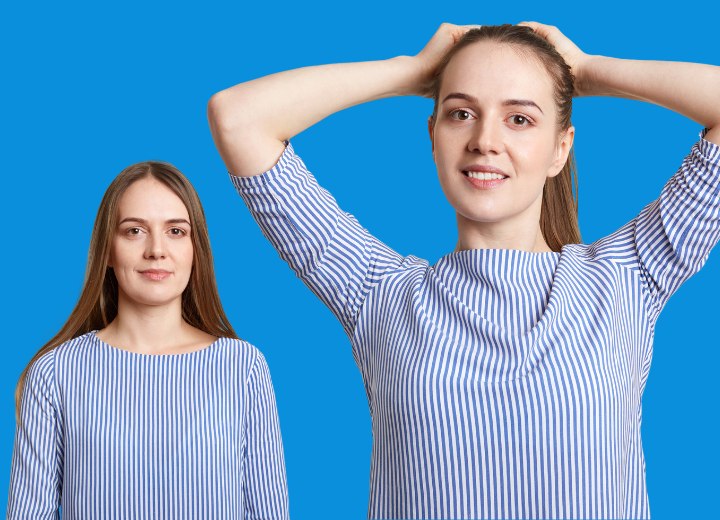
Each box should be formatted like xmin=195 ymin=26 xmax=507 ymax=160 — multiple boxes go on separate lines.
xmin=574 ymin=54 xmax=608 ymax=97
xmin=386 ymin=55 xmax=428 ymax=98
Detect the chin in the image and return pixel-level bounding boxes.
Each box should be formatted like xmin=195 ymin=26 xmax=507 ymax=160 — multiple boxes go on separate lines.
xmin=453 ymin=201 xmax=511 ymax=224
xmin=136 ymin=298 xmax=183 ymax=309
xmin=122 ymin=288 xmax=185 ymax=309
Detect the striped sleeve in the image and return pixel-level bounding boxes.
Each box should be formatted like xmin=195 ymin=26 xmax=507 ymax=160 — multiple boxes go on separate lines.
xmin=231 ymin=142 xmax=405 ymax=336
xmin=7 ymin=351 xmax=63 ymax=520
xmin=592 ymin=131 xmax=720 ymax=318
xmin=242 ymin=352 xmax=289 ymax=520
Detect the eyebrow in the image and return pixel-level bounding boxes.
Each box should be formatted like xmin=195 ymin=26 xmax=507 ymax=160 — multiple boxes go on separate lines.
xmin=441 ymin=92 xmax=544 ymax=114
xmin=118 ymin=217 xmax=191 ymax=226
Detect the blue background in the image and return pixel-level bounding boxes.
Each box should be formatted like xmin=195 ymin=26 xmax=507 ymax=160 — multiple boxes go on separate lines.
xmin=1 ymin=1 xmax=718 ymax=518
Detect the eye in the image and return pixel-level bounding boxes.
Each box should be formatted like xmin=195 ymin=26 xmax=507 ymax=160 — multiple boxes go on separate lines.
xmin=168 ymin=227 xmax=188 ymax=237
xmin=125 ymin=227 xmax=143 ymax=236
xmin=508 ymin=114 xmax=533 ymax=127
xmin=449 ymin=109 xmax=474 ymax=121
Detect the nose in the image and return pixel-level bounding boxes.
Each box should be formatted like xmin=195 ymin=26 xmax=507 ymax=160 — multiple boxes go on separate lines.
xmin=468 ymin=117 xmax=502 ymax=155
xmin=144 ymin=233 xmax=166 ymax=260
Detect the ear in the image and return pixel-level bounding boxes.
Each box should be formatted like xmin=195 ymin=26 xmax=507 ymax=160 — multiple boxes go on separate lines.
xmin=548 ymin=125 xmax=575 ymax=178
xmin=427 ymin=116 xmax=435 ymax=157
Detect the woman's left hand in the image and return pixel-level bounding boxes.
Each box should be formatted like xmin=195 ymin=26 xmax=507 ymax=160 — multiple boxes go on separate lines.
xmin=519 ymin=22 xmax=593 ymax=96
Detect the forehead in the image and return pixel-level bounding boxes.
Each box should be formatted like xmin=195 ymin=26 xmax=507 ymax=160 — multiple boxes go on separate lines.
xmin=117 ymin=177 xmax=189 ymax=219
xmin=440 ymin=41 xmax=555 ymax=109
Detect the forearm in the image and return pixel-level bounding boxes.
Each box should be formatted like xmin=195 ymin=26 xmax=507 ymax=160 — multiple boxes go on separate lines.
xmin=208 ymin=55 xmax=423 ymax=176
xmin=580 ymin=56 xmax=720 ymax=136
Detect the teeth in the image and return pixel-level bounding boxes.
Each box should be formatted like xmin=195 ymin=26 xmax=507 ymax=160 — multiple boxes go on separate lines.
xmin=465 ymin=171 xmax=507 ymax=180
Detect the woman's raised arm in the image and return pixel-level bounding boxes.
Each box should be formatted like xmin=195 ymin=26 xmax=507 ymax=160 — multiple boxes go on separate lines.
xmin=522 ymin=21 xmax=720 ymax=143
xmin=521 ymin=22 xmax=720 ymax=316
xmin=207 ymin=23 xmax=477 ymax=177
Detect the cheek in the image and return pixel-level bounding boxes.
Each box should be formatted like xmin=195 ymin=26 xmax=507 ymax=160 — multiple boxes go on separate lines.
xmin=513 ymin=134 xmax=559 ymax=174
xmin=179 ymin=242 xmax=194 ymax=270
xmin=433 ymin=134 xmax=459 ymax=175
xmin=109 ymin=238 xmax=143 ymax=272
xmin=108 ymin=241 xmax=125 ymax=269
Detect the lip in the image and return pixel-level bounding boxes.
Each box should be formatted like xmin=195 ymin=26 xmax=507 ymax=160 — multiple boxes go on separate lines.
xmin=462 ymin=164 xmax=509 ymax=175
xmin=464 ymin=176 xmax=508 ymax=190
xmin=461 ymin=164 xmax=509 ymax=190
xmin=138 ymin=269 xmax=172 ymax=281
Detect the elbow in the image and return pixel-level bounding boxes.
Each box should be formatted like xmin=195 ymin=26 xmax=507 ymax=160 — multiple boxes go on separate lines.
xmin=207 ymin=89 xmax=261 ymax=144
xmin=207 ymin=90 xmax=236 ymax=137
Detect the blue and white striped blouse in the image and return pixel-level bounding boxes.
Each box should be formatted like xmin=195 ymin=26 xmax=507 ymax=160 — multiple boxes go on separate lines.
xmin=232 ymin=132 xmax=720 ymax=520
xmin=7 ymin=332 xmax=289 ymax=519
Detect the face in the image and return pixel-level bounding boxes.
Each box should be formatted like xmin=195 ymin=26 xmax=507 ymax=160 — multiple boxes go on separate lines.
xmin=429 ymin=41 xmax=574 ymax=233
xmin=109 ymin=177 xmax=193 ymax=310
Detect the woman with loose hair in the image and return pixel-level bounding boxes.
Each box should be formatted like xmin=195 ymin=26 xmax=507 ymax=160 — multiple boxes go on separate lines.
xmin=8 ymin=162 xmax=289 ymax=519
xmin=208 ymin=22 xmax=719 ymax=519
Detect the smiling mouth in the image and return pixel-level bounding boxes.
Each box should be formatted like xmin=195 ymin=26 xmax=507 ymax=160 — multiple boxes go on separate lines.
xmin=462 ymin=170 xmax=509 ymax=180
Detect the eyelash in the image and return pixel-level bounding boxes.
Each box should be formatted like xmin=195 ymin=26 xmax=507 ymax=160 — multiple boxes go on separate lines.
xmin=123 ymin=227 xmax=188 ymax=237
xmin=168 ymin=227 xmax=188 ymax=237
xmin=448 ymin=109 xmax=535 ymax=127
xmin=508 ymin=114 xmax=534 ymax=127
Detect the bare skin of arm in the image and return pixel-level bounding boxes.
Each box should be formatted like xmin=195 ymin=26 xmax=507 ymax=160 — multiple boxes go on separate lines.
xmin=522 ymin=22 xmax=720 ymax=144
xmin=208 ymin=21 xmax=719 ymax=178
xmin=207 ymin=23 xmax=478 ymax=177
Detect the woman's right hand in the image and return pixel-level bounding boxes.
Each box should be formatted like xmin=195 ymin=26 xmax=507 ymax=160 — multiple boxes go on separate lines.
xmin=412 ymin=23 xmax=481 ymax=97
xmin=209 ymin=24 xmax=482 ymax=177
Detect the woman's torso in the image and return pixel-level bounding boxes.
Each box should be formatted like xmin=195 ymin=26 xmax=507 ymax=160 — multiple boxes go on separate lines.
xmin=354 ymin=246 xmax=653 ymax=519
xmin=37 ymin=332 xmax=262 ymax=519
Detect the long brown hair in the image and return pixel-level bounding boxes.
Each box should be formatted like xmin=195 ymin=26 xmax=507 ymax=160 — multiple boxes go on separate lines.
xmin=430 ymin=24 xmax=581 ymax=251
xmin=15 ymin=161 xmax=238 ymax=419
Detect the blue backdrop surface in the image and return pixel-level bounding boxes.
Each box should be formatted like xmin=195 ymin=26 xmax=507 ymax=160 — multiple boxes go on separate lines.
xmin=1 ymin=1 xmax=718 ymax=518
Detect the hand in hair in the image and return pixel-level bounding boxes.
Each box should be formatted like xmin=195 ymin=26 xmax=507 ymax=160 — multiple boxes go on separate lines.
xmin=519 ymin=22 xmax=592 ymax=96
xmin=209 ymin=22 xmax=479 ymax=177
xmin=413 ymin=23 xmax=482 ymax=97
xmin=521 ymin=21 xmax=720 ymax=140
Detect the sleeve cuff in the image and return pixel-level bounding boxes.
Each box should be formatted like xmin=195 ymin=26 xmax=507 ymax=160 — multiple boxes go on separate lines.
xmin=228 ymin=140 xmax=295 ymax=192
xmin=699 ymin=128 xmax=720 ymax=159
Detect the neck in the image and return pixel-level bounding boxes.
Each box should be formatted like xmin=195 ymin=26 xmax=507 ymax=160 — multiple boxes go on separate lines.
xmin=99 ymin=292 xmax=196 ymax=354
xmin=454 ymin=210 xmax=553 ymax=253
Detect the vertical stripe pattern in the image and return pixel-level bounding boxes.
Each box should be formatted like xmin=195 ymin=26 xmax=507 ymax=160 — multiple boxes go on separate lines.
xmin=7 ymin=333 xmax=289 ymax=519
xmin=232 ymin=132 xmax=720 ymax=520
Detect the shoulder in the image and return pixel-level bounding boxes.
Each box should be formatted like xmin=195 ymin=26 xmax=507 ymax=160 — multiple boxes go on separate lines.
xmin=213 ymin=336 xmax=261 ymax=356
xmin=51 ymin=330 xmax=98 ymax=356
xmin=211 ymin=337 xmax=268 ymax=374
xmin=556 ymin=240 xmax=648 ymax=292
xmin=25 ymin=349 xmax=56 ymax=384
xmin=21 ymin=346 xmax=61 ymax=413
xmin=213 ymin=338 xmax=278 ymax=386
xmin=40 ymin=331 xmax=102 ymax=371
xmin=386 ymin=254 xmax=431 ymax=280
xmin=559 ymin=240 xmax=621 ymax=265
xmin=26 ymin=331 xmax=96 ymax=376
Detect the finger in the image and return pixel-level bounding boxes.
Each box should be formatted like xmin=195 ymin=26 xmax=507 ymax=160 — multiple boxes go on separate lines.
xmin=520 ymin=22 xmax=558 ymax=42
xmin=438 ymin=23 xmax=479 ymax=36
xmin=448 ymin=24 xmax=482 ymax=44
xmin=519 ymin=21 xmax=554 ymax=35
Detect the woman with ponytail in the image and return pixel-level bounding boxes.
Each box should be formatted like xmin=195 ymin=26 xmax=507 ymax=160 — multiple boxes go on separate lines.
xmin=208 ymin=22 xmax=719 ymax=519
